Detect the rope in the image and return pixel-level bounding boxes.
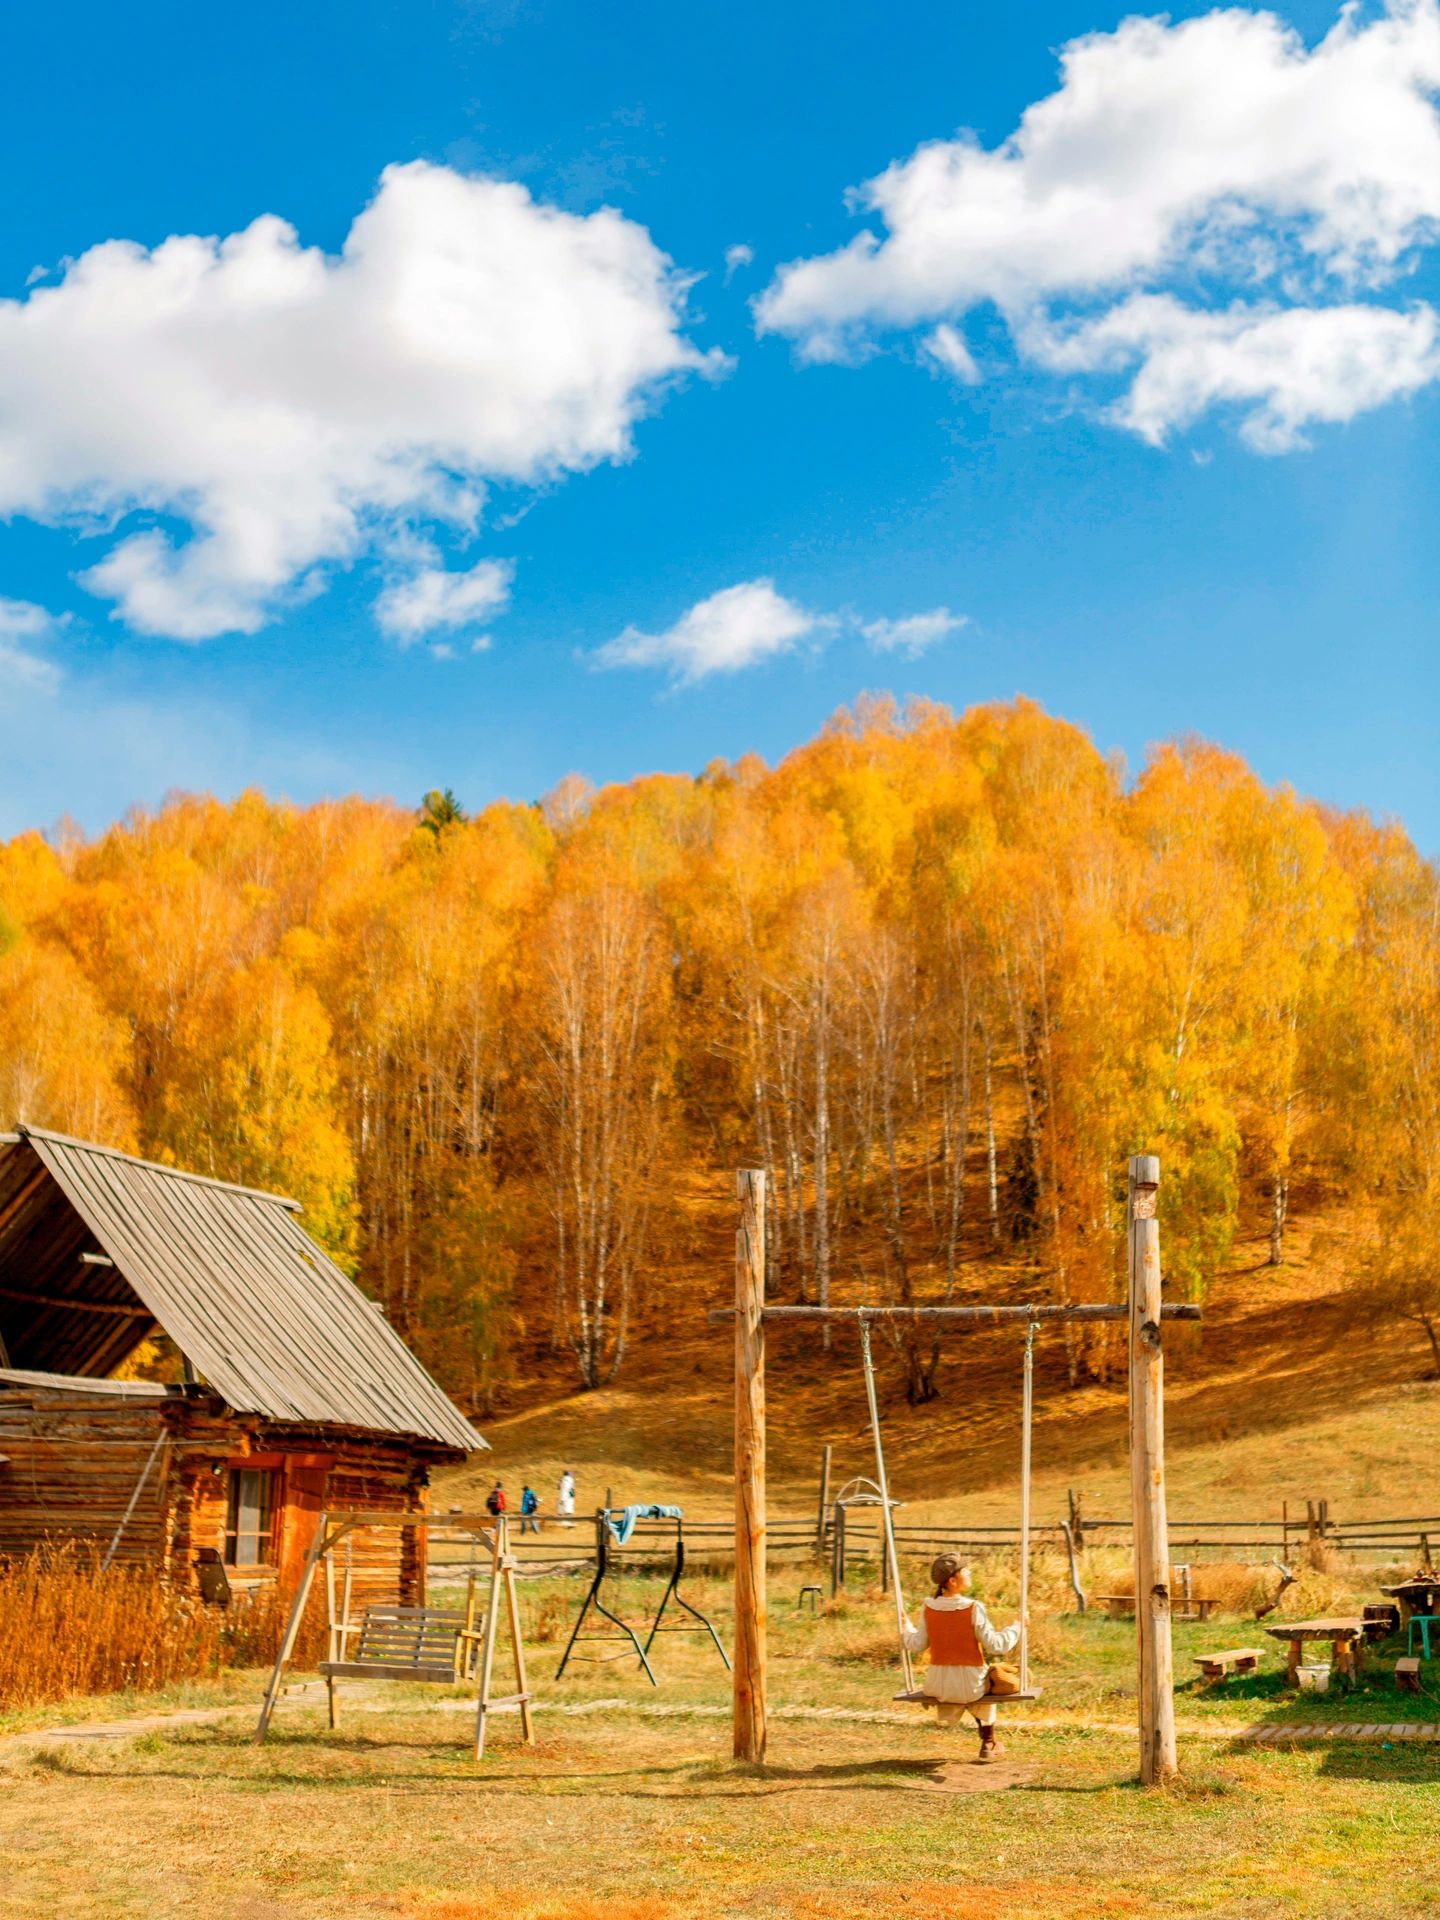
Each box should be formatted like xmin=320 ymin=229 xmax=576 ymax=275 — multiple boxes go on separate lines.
xmin=858 ymin=1315 xmax=914 ymax=1693
xmin=1020 ymin=1319 xmax=1035 ymax=1692
xmin=859 ymin=1308 xmax=1039 ymax=1698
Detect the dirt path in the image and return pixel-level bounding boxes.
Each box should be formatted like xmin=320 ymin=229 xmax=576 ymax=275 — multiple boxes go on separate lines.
xmin=8 ymin=1688 xmax=1434 ymax=1753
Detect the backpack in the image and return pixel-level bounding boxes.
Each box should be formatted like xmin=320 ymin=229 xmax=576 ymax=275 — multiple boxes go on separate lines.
xmin=486 ymin=1489 xmax=502 ymax=1516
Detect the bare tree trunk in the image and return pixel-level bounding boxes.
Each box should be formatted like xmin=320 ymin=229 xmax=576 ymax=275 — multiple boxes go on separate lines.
xmin=1268 ymin=1172 xmax=1289 ymax=1267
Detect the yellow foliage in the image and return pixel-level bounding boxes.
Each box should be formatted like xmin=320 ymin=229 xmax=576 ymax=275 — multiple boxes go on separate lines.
xmin=0 ymin=699 xmax=1432 ymax=1395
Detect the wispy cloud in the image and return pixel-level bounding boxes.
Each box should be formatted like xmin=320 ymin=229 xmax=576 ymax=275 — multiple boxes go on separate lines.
xmin=861 ymin=607 xmax=967 ymax=656
xmin=375 ymin=557 xmax=514 ymax=645
xmin=0 ymin=597 xmax=64 ymax=692
xmin=594 ymin=579 xmax=825 ymax=682
xmin=724 ymin=243 xmax=754 ymax=285
xmin=594 ymin=582 xmax=967 ymax=681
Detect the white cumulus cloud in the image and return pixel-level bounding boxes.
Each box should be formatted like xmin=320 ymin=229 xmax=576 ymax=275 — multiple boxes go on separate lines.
xmin=861 ymin=607 xmax=967 ymax=655
xmin=374 ymin=557 xmax=514 ymax=643
xmin=594 ymin=579 xmax=824 ymax=681
xmin=757 ymin=1 xmax=1440 ymax=447
xmin=0 ymin=162 xmax=719 ymax=641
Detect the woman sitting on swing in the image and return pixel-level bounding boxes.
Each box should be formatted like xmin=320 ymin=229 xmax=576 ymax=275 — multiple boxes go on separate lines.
xmin=902 ymin=1553 xmax=1026 ymax=1764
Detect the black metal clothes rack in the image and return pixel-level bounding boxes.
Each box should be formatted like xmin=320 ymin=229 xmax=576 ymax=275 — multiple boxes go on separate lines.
xmin=555 ymin=1509 xmax=731 ymax=1682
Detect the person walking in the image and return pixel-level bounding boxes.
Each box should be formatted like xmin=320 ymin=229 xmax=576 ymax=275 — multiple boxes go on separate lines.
xmin=520 ymin=1484 xmax=541 ymax=1534
xmin=557 ymin=1468 xmax=576 ymax=1526
xmin=485 ymin=1480 xmax=508 ymax=1518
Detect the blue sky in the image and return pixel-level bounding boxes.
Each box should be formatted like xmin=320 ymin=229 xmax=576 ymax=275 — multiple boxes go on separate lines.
xmin=0 ymin=0 xmax=1437 ymax=849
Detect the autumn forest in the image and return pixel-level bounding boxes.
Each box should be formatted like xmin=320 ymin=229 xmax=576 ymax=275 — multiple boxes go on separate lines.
xmin=2 ymin=696 xmax=1437 ymax=1410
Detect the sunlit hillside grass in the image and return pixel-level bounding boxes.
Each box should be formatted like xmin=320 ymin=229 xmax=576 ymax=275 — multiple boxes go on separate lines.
xmin=453 ymin=1177 xmax=1440 ymax=1533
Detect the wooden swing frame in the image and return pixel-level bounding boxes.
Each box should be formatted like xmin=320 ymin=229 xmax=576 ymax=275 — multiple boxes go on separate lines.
xmin=255 ymin=1508 xmax=534 ymax=1760
xmin=719 ymin=1155 xmax=1198 ymax=1784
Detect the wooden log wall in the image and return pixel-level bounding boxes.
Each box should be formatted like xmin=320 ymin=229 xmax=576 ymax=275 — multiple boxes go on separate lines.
xmin=0 ymin=1388 xmax=172 ymax=1570
xmin=1 ymin=1387 xmax=441 ymax=1607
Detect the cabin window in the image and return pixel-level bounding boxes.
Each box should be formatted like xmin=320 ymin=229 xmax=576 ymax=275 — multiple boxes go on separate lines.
xmin=224 ymin=1468 xmax=276 ymax=1566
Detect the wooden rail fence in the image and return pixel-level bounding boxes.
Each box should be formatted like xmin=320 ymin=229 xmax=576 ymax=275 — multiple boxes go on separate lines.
xmin=424 ymin=1505 xmax=1440 ymax=1578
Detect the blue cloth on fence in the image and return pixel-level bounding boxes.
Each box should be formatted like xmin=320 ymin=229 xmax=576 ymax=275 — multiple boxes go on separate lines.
xmin=604 ymin=1503 xmax=684 ymax=1545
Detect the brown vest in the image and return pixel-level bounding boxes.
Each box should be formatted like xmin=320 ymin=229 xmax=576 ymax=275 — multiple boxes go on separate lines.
xmin=924 ymin=1599 xmax=984 ymax=1665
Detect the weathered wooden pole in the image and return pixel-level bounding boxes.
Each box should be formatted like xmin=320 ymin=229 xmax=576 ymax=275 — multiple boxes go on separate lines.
xmin=733 ymin=1169 xmax=767 ymax=1763
xmin=814 ymin=1442 xmax=833 ymax=1557
xmin=1128 ymin=1154 xmax=1177 ymax=1784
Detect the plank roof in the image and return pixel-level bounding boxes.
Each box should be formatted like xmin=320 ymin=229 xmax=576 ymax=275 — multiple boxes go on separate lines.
xmin=0 ymin=1126 xmax=483 ymax=1453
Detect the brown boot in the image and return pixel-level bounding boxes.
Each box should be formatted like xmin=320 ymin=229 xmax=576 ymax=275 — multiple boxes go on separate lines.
xmin=977 ymin=1728 xmax=1004 ymax=1764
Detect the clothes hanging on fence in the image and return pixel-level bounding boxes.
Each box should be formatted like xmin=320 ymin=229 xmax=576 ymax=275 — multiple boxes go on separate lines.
xmin=603 ymin=1503 xmax=684 ymax=1544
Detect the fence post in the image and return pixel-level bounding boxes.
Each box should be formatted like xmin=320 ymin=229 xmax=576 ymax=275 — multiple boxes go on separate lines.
xmin=1128 ymin=1154 xmax=1177 ymax=1785
xmin=814 ymin=1443 xmax=832 ymax=1558
xmin=733 ymin=1169 xmax=767 ymax=1764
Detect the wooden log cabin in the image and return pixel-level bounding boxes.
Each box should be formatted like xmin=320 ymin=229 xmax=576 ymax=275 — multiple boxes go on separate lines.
xmin=0 ymin=1125 xmax=484 ymax=1606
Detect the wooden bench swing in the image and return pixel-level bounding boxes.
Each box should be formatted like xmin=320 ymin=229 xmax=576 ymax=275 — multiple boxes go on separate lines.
xmin=256 ymin=1509 xmax=534 ymax=1759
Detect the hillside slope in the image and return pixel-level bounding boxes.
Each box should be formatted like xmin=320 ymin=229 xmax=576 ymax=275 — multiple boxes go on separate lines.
xmin=448 ymin=1184 xmax=1440 ymax=1533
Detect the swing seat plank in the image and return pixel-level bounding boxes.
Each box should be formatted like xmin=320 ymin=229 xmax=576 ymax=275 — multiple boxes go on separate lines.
xmin=321 ymin=1659 xmax=461 ymax=1683
xmin=320 ymin=1605 xmax=477 ymax=1684
xmin=893 ymin=1686 xmax=1041 ymax=1705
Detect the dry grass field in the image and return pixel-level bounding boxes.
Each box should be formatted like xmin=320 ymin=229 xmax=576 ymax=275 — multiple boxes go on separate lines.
xmin=2 ymin=1561 xmax=1438 ymax=1920
xmin=3 ymin=1205 xmax=1439 ymax=1918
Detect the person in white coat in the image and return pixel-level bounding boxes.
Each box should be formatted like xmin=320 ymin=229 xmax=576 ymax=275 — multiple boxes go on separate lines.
xmin=557 ymin=1469 xmax=577 ymax=1526
xmin=902 ymin=1552 xmax=1024 ymax=1762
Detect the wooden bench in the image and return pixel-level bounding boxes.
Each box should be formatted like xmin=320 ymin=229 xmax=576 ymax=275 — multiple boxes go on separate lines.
xmin=319 ymin=1606 xmax=479 ymax=1686
xmin=1097 ymin=1592 xmax=1216 ymax=1621
xmin=1192 ymin=1647 xmax=1266 ymax=1684
xmin=1396 ymin=1656 xmax=1421 ymax=1693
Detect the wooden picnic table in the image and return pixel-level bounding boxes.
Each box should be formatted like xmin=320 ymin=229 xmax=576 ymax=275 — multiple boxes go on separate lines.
xmin=1265 ymin=1617 xmax=1368 ymax=1684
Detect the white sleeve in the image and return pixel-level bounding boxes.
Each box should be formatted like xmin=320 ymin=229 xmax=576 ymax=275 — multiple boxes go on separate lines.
xmin=900 ymin=1610 xmax=929 ymax=1655
xmin=971 ymin=1601 xmax=1021 ymax=1661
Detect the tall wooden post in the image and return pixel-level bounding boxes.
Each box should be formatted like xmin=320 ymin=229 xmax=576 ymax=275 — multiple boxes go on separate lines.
xmin=1128 ymin=1154 xmax=1177 ymax=1784
xmin=734 ymin=1168 xmax=767 ymax=1763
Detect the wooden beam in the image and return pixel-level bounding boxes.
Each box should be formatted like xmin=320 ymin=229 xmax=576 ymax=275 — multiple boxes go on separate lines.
xmin=1128 ymin=1154 xmax=1178 ymax=1784
xmin=733 ymin=1169 xmax=767 ymax=1764
xmin=709 ymin=1303 xmax=1201 ymax=1325
xmin=0 ymin=1284 xmax=148 ymax=1317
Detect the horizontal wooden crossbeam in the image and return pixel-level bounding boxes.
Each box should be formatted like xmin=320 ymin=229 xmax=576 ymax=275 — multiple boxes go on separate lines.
xmin=707 ymin=1302 xmax=1201 ymax=1326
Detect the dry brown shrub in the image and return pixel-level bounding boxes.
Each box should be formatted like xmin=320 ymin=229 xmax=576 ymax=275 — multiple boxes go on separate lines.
xmin=0 ymin=1542 xmax=322 ymax=1709
xmin=528 ymin=1591 xmax=570 ymax=1644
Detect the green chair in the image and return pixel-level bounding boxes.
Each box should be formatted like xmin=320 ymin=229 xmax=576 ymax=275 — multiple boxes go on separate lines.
xmin=1407 ymin=1615 xmax=1436 ymax=1659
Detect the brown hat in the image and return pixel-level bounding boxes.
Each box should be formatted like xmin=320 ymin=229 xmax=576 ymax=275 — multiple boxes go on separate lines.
xmin=931 ymin=1552 xmax=967 ymax=1593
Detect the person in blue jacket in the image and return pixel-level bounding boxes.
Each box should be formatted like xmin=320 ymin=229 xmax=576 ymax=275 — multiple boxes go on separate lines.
xmin=520 ymin=1484 xmax=541 ymax=1534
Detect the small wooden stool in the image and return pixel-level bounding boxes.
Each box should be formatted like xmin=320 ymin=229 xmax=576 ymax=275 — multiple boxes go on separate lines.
xmin=1396 ymin=1656 xmax=1422 ymax=1693
xmin=797 ymin=1585 xmax=822 ymax=1613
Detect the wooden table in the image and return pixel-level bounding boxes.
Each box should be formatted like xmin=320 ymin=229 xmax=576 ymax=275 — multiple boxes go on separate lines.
xmin=1380 ymin=1580 xmax=1440 ymax=1629
xmin=1265 ymin=1618 xmax=1368 ymax=1684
